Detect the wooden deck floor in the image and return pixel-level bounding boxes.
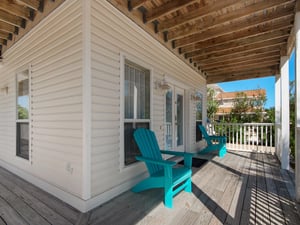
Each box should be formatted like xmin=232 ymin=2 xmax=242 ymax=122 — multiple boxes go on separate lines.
xmin=0 ymin=151 xmax=299 ymax=225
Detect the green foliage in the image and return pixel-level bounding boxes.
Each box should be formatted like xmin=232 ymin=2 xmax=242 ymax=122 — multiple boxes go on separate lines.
xmin=229 ymin=90 xmax=267 ymax=123
xmin=264 ymin=107 xmax=275 ymax=123
xmin=290 ymin=80 xmax=295 ymax=159
xmin=207 ymin=88 xmax=219 ymax=121
xmin=18 ymin=105 xmax=29 ymax=119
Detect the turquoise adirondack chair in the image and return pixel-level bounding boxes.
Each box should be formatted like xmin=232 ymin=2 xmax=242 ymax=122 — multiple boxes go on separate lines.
xmin=198 ymin=125 xmax=227 ymax=158
xmin=132 ymin=128 xmax=194 ymax=208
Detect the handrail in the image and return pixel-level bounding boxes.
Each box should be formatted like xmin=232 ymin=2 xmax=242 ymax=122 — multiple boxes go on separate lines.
xmin=208 ymin=122 xmax=275 ymax=153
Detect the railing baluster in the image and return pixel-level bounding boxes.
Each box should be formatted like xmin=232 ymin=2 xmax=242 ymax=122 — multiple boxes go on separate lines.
xmin=210 ymin=122 xmax=275 ymax=153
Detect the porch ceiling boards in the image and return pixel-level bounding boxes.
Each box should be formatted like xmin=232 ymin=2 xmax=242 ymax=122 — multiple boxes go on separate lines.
xmin=0 ymin=0 xmax=65 ymax=55
xmin=108 ymin=0 xmax=298 ymax=84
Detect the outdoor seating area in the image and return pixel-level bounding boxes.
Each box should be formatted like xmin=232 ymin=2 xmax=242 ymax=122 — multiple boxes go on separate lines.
xmin=0 ymin=151 xmax=299 ymax=225
xmin=0 ymin=0 xmax=299 ymax=223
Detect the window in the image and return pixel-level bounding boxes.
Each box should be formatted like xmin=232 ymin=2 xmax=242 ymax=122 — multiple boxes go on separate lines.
xmin=195 ymin=92 xmax=203 ymax=142
xmin=16 ymin=69 xmax=30 ymax=160
xmin=124 ymin=60 xmax=150 ymax=165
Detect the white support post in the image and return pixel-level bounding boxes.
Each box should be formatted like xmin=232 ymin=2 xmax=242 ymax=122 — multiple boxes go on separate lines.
xmin=280 ymin=56 xmax=290 ymax=170
xmin=275 ymin=74 xmax=282 ymax=159
xmin=295 ymin=11 xmax=300 ymax=202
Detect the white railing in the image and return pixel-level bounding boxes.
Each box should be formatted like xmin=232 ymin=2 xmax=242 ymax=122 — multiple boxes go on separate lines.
xmin=208 ymin=123 xmax=275 ymax=153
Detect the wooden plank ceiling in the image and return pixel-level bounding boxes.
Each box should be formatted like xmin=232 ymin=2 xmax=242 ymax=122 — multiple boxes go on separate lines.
xmin=108 ymin=0 xmax=298 ymax=83
xmin=0 ymin=0 xmax=65 ymax=56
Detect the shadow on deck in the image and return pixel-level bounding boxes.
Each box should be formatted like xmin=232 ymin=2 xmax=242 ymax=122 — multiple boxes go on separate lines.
xmin=0 ymin=151 xmax=299 ymax=225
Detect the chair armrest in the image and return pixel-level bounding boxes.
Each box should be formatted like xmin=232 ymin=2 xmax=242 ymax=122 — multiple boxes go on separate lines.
xmin=209 ymin=135 xmax=226 ymax=139
xmin=207 ymin=136 xmax=226 ymax=143
xmin=135 ymin=156 xmax=176 ymax=167
xmin=160 ymin=150 xmax=195 ymax=157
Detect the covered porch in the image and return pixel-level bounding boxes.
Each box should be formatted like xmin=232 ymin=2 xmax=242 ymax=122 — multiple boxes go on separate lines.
xmin=0 ymin=151 xmax=299 ymax=224
xmin=0 ymin=0 xmax=299 ymax=220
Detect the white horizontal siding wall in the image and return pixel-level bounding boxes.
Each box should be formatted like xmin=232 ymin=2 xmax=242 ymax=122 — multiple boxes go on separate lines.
xmin=91 ymin=0 xmax=206 ymax=199
xmin=0 ymin=0 xmax=83 ymax=197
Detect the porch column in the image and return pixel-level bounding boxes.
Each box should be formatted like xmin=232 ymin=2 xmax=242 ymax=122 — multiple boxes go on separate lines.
xmin=280 ymin=56 xmax=290 ymax=170
xmin=275 ymin=74 xmax=281 ymax=160
xmin=295 ymin=11 xmax=300 ymax=202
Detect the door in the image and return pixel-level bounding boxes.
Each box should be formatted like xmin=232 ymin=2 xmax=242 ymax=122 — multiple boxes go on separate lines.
xmin=165 ymin=87 xmax=185 ymax=151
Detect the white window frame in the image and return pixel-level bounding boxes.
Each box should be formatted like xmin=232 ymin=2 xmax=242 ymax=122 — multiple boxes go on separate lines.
xmin=119 ymin=53 xmax=153 ymax=171
xmin=16 ymin=65 xmax=31 ymax=163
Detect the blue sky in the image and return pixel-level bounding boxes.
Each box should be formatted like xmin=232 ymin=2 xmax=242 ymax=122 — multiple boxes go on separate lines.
xmin=218 ymin=50 xmax=296 ymax=109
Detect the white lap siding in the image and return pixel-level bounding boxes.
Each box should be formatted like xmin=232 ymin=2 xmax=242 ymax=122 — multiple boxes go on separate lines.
xmin=0 ymin=0 xmax=83 ymax=197
xmin=90 ymin=0 xmax=206 ymax=200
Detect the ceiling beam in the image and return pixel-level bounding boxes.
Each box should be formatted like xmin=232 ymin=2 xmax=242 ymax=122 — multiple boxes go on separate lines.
xmin=204 ymin=59 xmax=279 ymax=73
xmin=207 ymin=70 xmax=277 ymax=84
xmin=0 ymin=0 xmax=32 ymax=20
xmin=0 ymin=30 xmax=9 ymax=39
xmin=201 ymin=54 xmax=280 ymax=70
xmin=207 ymin=65 xmax=279 ymax=77
xmin=157 ymin=0 xmax=241 ymax=32
xmin=189 ymin=38 xmax=286 ymax=60
xmin=168 ymin=1 xmax=294 ymax=40
xmin=0 ymin=9 xmax=24 ymax=27
xmin=174 ymin=17 xmax=294 ymax=48
xmin=207 ymin=66 xmax=279 ymax=78
xmin=172 ymin=11 xmax=293 ymax=46
xmin=0 ymin=21 xmax=16 ymax=33
xmin=18 ymin=0 xmax=40 ymax=11
xmin=129 ymin=0 xmax=148 ymax=11
xmin=144 ymin=0 xmax=198 ymax=24
xmin=182 ymin=28 xmax=290 ymax=56
xmin=194 ymin=45 xmax=281 ymax=63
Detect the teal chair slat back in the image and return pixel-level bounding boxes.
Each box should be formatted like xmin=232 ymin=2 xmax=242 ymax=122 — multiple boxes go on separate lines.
xmin=134 ymin=128 xmax=164 ymax=175
xmin=198 ymin=125 xmax=212 ymax=145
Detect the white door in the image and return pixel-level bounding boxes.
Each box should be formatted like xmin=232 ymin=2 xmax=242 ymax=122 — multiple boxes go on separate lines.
xmin=165 ymin=87 xmax=185 ymax=151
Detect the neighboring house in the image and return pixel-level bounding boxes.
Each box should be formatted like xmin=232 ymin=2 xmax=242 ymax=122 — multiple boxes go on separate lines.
xmin=208 ymin=85 xmax=266 ymax=121
xmin=0 ymin=0 xmax=206 ymax=212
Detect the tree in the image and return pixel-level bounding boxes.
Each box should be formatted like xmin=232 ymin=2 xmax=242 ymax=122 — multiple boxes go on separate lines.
xmin=229 ymin=90 xmax=267 ymax=123
xmin=207 ymin=88 xmax=219 ymax=122
xmin=251 ymin=91 xmax=267 ymax=122
xmin=18 ymin=105 xmax=29 ymax=119
xmin=230 ymin=92 xmax=251 ymax=122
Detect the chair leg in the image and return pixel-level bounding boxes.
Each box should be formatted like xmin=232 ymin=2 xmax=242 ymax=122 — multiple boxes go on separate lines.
xmin=219 ymin=146 xmax=227 ymax=158
xmin=184 ymin=177 xmax=192 ymax=193
xmin=164 ymin=186 xmax=173 ymax=208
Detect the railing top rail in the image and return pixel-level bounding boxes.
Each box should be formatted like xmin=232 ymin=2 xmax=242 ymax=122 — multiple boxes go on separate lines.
xmin=211 ymin=122 xmax=275 ymax=126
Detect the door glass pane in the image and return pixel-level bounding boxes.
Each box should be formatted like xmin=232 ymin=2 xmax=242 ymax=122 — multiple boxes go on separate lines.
xmin=165 ymin=90 xmax=173 ymax=149
xmin=16 ymin=122 xmax=29 ymax=159
xmin=177 ymin=94 xmax=183 ymax=146
xmin=17 ymin=70 xmax=29 ymax=120
xmin=196 ymin=92 xmax=203 ymax=142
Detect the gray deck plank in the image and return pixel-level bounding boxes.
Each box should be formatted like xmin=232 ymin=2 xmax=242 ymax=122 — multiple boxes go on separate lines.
xmin=264 ymin=153 xmax=286 ymax=225
xmin=0 ymin=172 xmax=73 ymax=225
xmin=240 ymin=152 xmax=257 ymax=225
xmin=0 ymin=183 xmax=50 ymax=225
xmin=255 ymin=153 xmax=271 ymax=224
xmin=0 ymin=196 xmax=29 ymax=225
xmin=0 ymin=151 xmax=299 ymax=225
xmin=224 ymin=152 xmax=251 ymax=225
xmin=208 ymin=152 xmax=246 ymax=225
xmin=266 ymin=154 xmax=300 ymax=225
xmin=0 ymin=166 xmax=79 ymax=224
xmin=193 ymin=154 xmax=233 ymax=225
